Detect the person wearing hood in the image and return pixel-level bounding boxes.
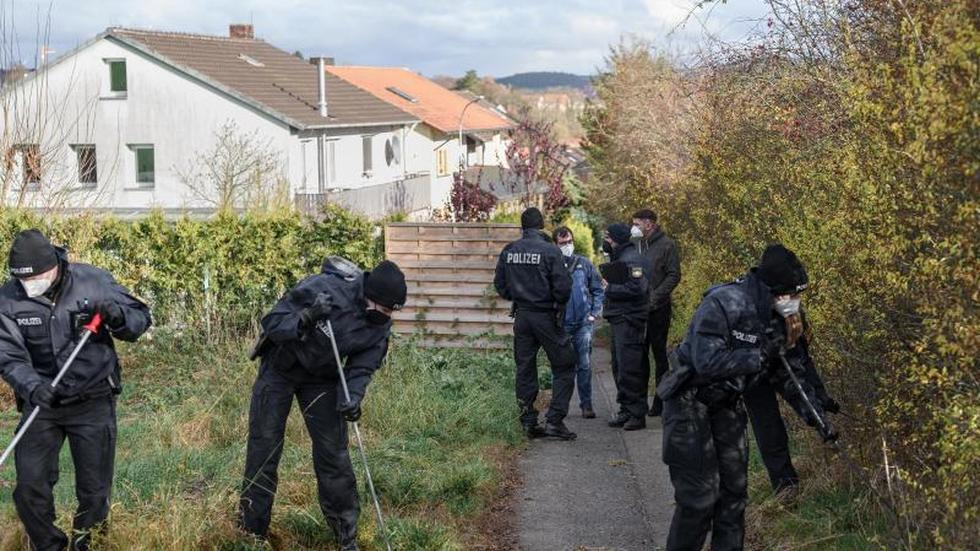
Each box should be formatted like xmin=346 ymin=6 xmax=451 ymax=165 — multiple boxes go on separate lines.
xmin=657 ymin=244 xmax=836 ymax=551
xmin=494 ymin=207 xmax=577 ymax=440
xmin=239 ymin=256 xmax=407 ymax=551
xmin=601 ymin=223 xmax=653 ymax=430
xmin=0 ymin=229 xmax=152 ymax=551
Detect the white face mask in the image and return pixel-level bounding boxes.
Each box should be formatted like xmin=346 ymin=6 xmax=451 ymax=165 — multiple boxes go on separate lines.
xmin=559 ymin=243 xmax=574 ymax=257
xmin=774 ymin=295 xmax=802 ymax=318
xmin=21 ymin=276 xmax=54 ymax=298
xmin=630 ymin=225 xmax=644 ymax=239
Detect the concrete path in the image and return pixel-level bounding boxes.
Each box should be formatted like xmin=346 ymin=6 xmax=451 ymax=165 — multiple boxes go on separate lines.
xmin=516 ymin=347 xmax=674 ymax=551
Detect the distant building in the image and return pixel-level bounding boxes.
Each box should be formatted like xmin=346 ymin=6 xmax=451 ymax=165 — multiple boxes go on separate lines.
xmin=325 ymin=65 xmax=514 ymax=212
xmin=0 ymin=25 xmax=447 ymax=218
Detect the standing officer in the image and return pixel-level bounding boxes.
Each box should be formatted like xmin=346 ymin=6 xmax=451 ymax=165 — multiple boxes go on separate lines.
xmin=0 ymin=229 xmax=152 ymax=551
xmin=657 ymin=244 xmax=836 ymax=551
xmin=631 ymin=209 xmax=681 ymax=418
xmin=494 ymin=207 xmax=576 ymax=440
xmin=239 ymin=256 xmax=407 ymax=551
xmin=601 ymin=223 xmax=652 ymax=431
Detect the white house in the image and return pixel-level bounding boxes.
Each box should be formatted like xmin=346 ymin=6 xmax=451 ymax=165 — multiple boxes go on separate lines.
xmin=324 ymin=65 xmax=514 ymax=211
xmin=0 ymin=25 xmax=440 ymax=218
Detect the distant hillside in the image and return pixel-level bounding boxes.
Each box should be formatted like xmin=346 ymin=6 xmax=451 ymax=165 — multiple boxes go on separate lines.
xmin=496 ymin=72 xmax=591 ymax=91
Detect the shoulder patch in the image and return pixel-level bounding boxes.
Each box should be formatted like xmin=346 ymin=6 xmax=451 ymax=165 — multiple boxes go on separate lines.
xmin=631 ymin=266 xmax=643 ymax=279
xmin=16 ymin=316 xmax=43 ymax=327
xmin=731 ymin=330 xmax=759 ymax=344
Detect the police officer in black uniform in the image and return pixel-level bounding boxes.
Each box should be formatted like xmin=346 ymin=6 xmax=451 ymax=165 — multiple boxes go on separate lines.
xmin=494 ymin=207 xmax=576 ymax=440
xmin=0 ymin=229 xmax=152 ymax=551
xmin=239 ymin=256 xmax=406 ymax=551
xmin=744 ymin=313 xmax=839 ymax=493
xmin=657 ymin=244 xmax=836 ymax=551
xmin=601 ymin=223 xmax=652 ymax=431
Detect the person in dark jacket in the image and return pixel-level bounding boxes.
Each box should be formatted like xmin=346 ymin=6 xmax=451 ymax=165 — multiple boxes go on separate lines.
xmin=0 ymin=229 xmax=151 ymax=551
xmin=494 ymin=207 xmax=576 ymax=440
xmin=239 ymin=257 xmax=406 ymax=551
xmin=657 ymin=244 xmax=835 ymax=551
xmin=631 ymin=209 xmax=681 ymax=417
xmin=744 ymin=311 xmax=840 ymax=493
xmin=553 ymin=226 xmax=604 ymax=418
xmin=601 ymin=223 xmax=652 ymax=430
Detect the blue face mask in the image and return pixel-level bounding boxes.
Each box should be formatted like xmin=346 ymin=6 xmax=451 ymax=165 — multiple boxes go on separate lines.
xmin=774 ymin=295 xmax=801 ymax=318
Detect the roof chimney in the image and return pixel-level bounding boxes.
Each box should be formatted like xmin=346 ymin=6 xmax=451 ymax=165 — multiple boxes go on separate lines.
xmin=309 ymin=57 xmax=330 ymax=118
xmin=229 ymin=24 xmax=254 ymax=39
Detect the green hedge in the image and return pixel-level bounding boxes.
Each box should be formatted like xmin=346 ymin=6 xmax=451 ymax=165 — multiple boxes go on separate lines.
xmin=0 ymin=205 xmax=381 ymax=328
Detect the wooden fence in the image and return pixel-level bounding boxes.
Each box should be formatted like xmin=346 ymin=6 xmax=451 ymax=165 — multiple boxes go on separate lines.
xmin=385 ymin=222 xmax=521 ymax=348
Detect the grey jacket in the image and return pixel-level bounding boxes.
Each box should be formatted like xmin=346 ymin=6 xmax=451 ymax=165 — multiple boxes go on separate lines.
xmin=637 ymin=229 xmax=680 ymax=310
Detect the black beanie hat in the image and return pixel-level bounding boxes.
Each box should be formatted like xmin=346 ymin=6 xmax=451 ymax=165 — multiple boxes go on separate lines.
xmin=9 ymin=229 xmax=58 ymax=278
xmin=757 ymin=244 xmax=809 ymax=294
xmin=364 ymin=260 xmax=407 ymax=310
xmin=520 ymin=207 xmax=544 ymax=230
xmin=606 ymin=223 xmax=631 ymax=245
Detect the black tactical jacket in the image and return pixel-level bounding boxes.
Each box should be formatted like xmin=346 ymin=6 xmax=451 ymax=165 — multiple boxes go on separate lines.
xmin=494 ymin=229 xmax=571 ymax=312
xmin=602 ymin=242 xmax=651 ymax=321
xmin=659 ymin=270 xmax=825 ymax=425
xmin=0 ymin=249 xmax=151 ymax=406
xmin=259 ymin=262 xmax=390 ymax=403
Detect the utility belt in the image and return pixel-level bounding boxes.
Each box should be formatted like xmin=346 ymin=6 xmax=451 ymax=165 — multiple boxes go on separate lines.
xmin=512 ymin=301 xmax=560 ymax=314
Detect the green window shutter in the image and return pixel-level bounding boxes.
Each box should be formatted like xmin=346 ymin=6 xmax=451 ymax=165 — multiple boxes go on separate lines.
xmin=110 ymin=61 xmax=127 ymax=92
xmin=136 ymin=147 xmax=154 ymax=184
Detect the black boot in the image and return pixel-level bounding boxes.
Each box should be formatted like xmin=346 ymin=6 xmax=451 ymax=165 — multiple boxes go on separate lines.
xmin=623 ymin=416 xmax=646 ymax=431
xmin=523 ymin=423 xmax=546 ymax=438
xmin=340 ymin=542 xmax=360 ymax=551
xmin=544 ymin=421 xmax=577 ymax=440
xmin=608 ymin=411 xmax=630 ymax=428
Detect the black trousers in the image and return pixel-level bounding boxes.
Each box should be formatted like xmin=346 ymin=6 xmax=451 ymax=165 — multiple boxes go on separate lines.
xmin=513 ymin=309 xmax=576 ymax=426
xmin=744 ymin=377 xmax=799 ymax=491
xmin=663 ymin=390 xmax=748 ymax=551
xmin=609 ymin=315 xmax=649 ymax=418
xmin=644 ymin=303 xmax=672 ymax=415
xmin=239 ymin=365 xmax=359 ymax=544
xmin=13 ymin=396 xmax=117 ymax=551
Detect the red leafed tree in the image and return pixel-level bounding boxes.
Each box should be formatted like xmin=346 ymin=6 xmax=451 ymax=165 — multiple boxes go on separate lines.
xmin=503 ymin=110 xmax=570 ymax=212
xmin=449 ymin=168 xmax=497 ymax=221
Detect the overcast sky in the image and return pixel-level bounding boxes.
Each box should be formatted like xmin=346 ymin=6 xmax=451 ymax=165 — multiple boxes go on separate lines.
xmin=5 ymin=0 xmax=772 ymax=76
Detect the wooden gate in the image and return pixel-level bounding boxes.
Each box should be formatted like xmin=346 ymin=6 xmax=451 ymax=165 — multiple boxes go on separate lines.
xmin=385 ymin=222 xmax=521 ymax=348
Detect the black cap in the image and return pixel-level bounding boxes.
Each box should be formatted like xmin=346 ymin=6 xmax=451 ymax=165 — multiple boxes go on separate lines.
xmin=364 ymin=260 xmax=407 ymax=310
xmin=520 ymin=207 xmax=544 ymax=230
xmin=606 ymin=223 xmax=631 ymax=245
xmin=757 ymin=244 xmax=809 ymax=294
xmin=8 ymin=229 xmax=58 ymax=278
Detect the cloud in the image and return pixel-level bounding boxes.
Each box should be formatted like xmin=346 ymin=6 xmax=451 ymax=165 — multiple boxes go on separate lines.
xmin=4 ymin=0 xmax=770 ymax=76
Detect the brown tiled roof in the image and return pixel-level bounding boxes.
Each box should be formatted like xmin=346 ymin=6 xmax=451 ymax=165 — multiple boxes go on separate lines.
xmin=106 ymin=28 xmax=417 ymax=129
xmin=325 ymin=66 xmax=514 ymax=134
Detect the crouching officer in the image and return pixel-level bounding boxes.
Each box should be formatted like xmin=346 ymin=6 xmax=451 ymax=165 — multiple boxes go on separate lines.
xmin=494 ymin=207 xmax=576 ymax=440
xmin=239 ymin=256 xmax=407 ymax=550
xmin=0 ymin=229 xmax=152 ymax=551
xmin=601 ymin=223 xmax=652 ymax=430
xmin=657 ymin=244 xmax=835 ymax=551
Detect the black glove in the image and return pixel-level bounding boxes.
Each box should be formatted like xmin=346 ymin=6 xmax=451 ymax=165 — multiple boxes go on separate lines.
xmin=822 ymin=397 xmax=841 ymax=414
xmin=760 ymin=333 xmax=785 ymax=365
xmin=300 ymin=292 xmax=333 ymax=328
xmin=599 ymin=261 xmax=630 ymax=285
xmin=819 ymin=419 xmax=839 ymax=443
xmin=338 ymin=399 xmax=362 ymax=422
xmin=30 ymin=385 xmax=56 ymax=408
xmin=94 ymin=300 xmax=125 ymax=329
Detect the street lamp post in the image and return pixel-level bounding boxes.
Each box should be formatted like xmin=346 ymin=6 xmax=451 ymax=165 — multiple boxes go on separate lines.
xmin=457 ymin=95 xmax=484 ymax=170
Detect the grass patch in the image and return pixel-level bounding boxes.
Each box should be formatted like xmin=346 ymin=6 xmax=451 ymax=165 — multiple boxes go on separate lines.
xmin=0 ymin=327 xmax=520 ymax=550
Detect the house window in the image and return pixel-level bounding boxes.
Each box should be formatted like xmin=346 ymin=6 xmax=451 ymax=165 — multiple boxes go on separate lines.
xmin=15 ymin=144 xmax=41 ymax=186
xmin=130 ymin=145 xmax=154 ymax=185
xmin=107 ymin=59 xmax=127 ymax=93
xmin=436 ymin=148 xmax=449 ymax=176
xmin=362 ymin=136 xmax=372 ymax=175
xmin=72 ymin=145 xmax=97 ymax=185
xmin=326 ymin=141 xmax=337 ymax=184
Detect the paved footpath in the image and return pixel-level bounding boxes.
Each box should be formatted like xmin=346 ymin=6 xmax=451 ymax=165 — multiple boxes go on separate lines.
xmin=516 ymin=346 xmax=675 ymax=551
